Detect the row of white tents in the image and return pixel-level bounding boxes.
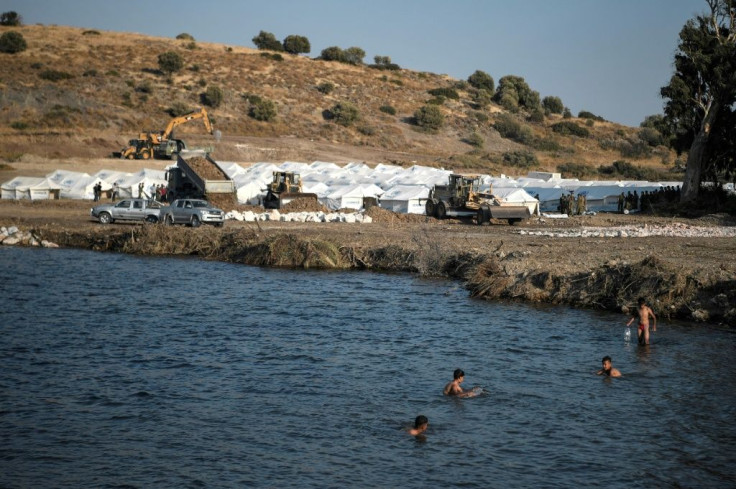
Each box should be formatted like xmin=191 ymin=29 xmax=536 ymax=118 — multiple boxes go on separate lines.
xmin=2 ymin=157 xmax=683 ymax=215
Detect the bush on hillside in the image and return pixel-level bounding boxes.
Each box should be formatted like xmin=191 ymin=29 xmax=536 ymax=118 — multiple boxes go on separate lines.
xmin=493 ymin=114 xmax=533 ymax=144
xmin=201 ymin=86 xmax=223 ymax=108
xmin=472 ymin=88 xmax=493 ymax=108
xmin=0 ymin=11 xmax=22 ymax=26
xmin=502 ymin=150 xmax=538 ymax=169
xmin=249 ymin=98 xmax=277 ymax=122
xmin=252 ymin=30 xmax=283 ymax=51
xmin=551 ymin=121 xmax=589 ymax=137
xmin=82 ymin=30 xmax=100 ymax=36
xmin=320 ymin=46 xmax=347 ymax=63
xmin=578 ymin=110 xmax=606 ymax=122
xmin=39 ymin=69 xmax=74 ymax=82
xmin=330 ymin=101 xmax=360 ymax=126
xmin=379 ymin=105 xmax=397 ymax=115
xmin=597 ymin=160 xmax=668 ymax=180
xmin=371 ymin=55 xmax=401 ymax=71
xmin=427 ymin=87 xmax=459 ymax=100
xmin=316 ymin=82 xmax=335 ymax=94
xmin=283 ymin=35 xmax=310 ymax=55
xmin=0 ymin=31 xmax=27 ymax=54
xmin=494 ymin=75 xmax=540 ymax=111
xmin=158 ymin=51 xmax=183 ymax=75
xmin=464 ymin=131 xmax=484 ymax=148
xmin=344 ymin=47 xmax=366 ymax=65
xmin=176 ymin=33 xmax=195 ymax=41
xmin=413 ymin=104 xmax=444 ymax=132
xmin=557 ymin=162 xmax=597 ymax=179
xmin=542 ymin=96 xmax=564 ymax=114
xmin=638 ymin=127 xmax=664 ymax=147
xmin=467 ymin=70 xmax=494 ymax=92
xmin=528 ymin=108 xmax=545 ymax=123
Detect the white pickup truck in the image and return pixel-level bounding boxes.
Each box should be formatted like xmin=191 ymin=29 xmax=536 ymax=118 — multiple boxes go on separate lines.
xmin=90 ymin=198 xmax=162 ymax=224
xmin=159 ymin=198 xmax=225 ymax=227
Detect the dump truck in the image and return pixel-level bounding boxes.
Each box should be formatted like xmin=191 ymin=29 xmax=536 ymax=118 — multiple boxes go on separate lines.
xmin=116 ymin=108 xmax=213 ymax=160
xmin=262 ymin=171 xmax=318 ymax=209
xmin=425 ymin=173 xmax=532 ymax=225
xmin=165 ymin=152 xmax=235 ymax=202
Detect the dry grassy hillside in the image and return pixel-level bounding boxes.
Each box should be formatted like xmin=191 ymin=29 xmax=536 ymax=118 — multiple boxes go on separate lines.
xmin=0 ymin=24 xmax=680 ymax=178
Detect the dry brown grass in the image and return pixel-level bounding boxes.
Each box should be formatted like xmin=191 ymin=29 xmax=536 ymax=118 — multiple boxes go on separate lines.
xmin=0 ymin=24 xmax=678 ymax=178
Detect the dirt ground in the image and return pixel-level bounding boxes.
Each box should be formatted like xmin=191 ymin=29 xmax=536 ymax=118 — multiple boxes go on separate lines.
xmin=2 ymin=157 xmax=735 ymax=326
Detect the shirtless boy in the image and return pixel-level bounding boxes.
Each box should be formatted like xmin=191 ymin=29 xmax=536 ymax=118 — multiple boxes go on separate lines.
xmin=407 ymin=415 xmax=428 ymax=436
xmin=627 ymin=297 xmax=657 ymax=345
xmin=443 ymin=369 xmax=476 ymax=398
xmin=597 ymin=355 xmax=621 ymax=377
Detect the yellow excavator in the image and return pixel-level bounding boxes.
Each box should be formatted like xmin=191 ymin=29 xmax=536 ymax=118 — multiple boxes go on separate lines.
xmin=117 ymin=108 xmax=214 ymax=160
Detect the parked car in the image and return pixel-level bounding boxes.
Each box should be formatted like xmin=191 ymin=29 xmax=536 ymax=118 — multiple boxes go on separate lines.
xmin=160 ymin=198 xmax=225 ymax=227
xmin=90 ymin=198 xmax=162 ymax=224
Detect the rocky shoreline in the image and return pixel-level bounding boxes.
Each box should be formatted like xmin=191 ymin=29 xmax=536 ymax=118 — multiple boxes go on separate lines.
xmin=3 ymin=218 xmax=735 ymax=327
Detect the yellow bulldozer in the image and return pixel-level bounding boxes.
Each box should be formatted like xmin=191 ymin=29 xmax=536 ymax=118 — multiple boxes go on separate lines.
xmin=262 ymin=171 xmax=319 ymax=209
xmin=116 ymin=108 xmax=213 ymax=160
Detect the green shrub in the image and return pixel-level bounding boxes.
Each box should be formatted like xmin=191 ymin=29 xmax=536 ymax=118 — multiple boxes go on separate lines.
xmin=472 ymin=88 xmax=492 ymax=108
xmin=390 ymin=79 xmax=403 ymax=86
xmin=563 ymin=107 xmax=572 ymax=119
xmin=202 ymin=86 xmax=224 ymax=108
xmin=198 ymin=77 xmax=207 ymax=87
xmin=502 ymin=150 xmax=538 ymax=168
xmin=176 ymin=33 xmax=194 ymax=41
xmin=556 ymin=162 xmax=596 ymax=178
xmin=542 ymin=96 xmax=564 ymax=114
xmin=371 ymin=55 xmax=400 ymax=70
xmin=494 ymin=75 xmax=540 ymax=111
xmin=585 ymin=119 xmax=594 ymax=127
xmin=122 ymin=92 xmax=133 ymax=107
xmin=427 ymin=96 xmax=445 ymax=105
xmin=330 ymin=101 xmax=360 ymax=126
xmin=598 ymin=160 xmax=644 ymax=179
xmin=82 ymin=30 xmax=100 ymax=36
xmin=135 ymin=80 xmax=153 ymax=93
xmin=531 ymin=137 xmax=561 ymax=152
xmin=190 ymin=64 xmax=200 ymax=72
xmin=465 ymin=131 xmax=484 ymax=148
xmin=0 ymin=31 xmax=27 ymax=53
xmin=39 ymin=69 xmax=74 ymax=82
xmin=252 ymin=30 xmax=283 ymax=51
xmin=379 ymin=105 xmax=396 ymax=115
xmin=185 ymin=41 xmax=197 ymax=50
xmin=249 ymin=98 xmax=277 ymax=121
xmin=82 ymin=69 xmax=98 ymax=77
xmin=357 ymin=125 xmax=375 ymax=136
xmin=428 ymin=87 xmax=459 ymax=100
xmin=638 ymin=127 xmax=663 ymax=147
xmin=493 ymin=114 xmax=533 ymax=144
xmin=618 ymin=137 xmax=651 ymax=159
xmin=283 ymin=35 xmax=310 ymax=55
xmin=413 ymin=104 xmax=444 ymax=132
xmin=0 ymin=11 xmax=22 ymax=26
xmin=344 ymin=47 xmax=365 ymax=65
xmin=106 ymin=69 xmax=120 ymax=77
xmin=167 ymin=102 xmax=191 ymax=117
xmin=551 ymin=121 xmax=589 ymax=137
xmin=467 ymin=70 xmax=494 ymax=92
xmin=472 ymin=111 xmax=489 ymax=123
xmin=30 ymin=62 xmax=43 ymax=69
xmin=158 ymin=51 xmax=183 ymax=75
xmin=317 ymin=82 xmax=335 ymax=94
xmin=498 ymin=92 xmax=519 ymax=112
xmin=320 ymin=46 xmax=346 ymax=62
xmin=10 ymin=121 xmax=29 ymax=130
xmin=528 ymin=108 xmax=545 ymax=123
xmin=578 ymin=110 xmax=606 ymax=122
xmin=261 ymin=52 xmax=283 ymax=61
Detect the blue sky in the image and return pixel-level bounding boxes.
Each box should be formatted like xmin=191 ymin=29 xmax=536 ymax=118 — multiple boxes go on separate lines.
xmin=3 ymin=0 xmax=704 ymax=126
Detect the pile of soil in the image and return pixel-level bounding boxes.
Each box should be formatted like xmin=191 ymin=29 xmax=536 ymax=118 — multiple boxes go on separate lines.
xmin=185 ymin=156 xmax=228 ymax=180
xmin=280 ymin=198 xmax=328 ymax=213
xmin=205 ymin=192 xmax=238 ymax=212
xmin=365 ymin=206 xmax=432 ymax=224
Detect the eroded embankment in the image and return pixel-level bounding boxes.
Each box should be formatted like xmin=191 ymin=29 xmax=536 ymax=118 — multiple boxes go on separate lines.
xmin=34 ymin=226 xmax=736 ymax=326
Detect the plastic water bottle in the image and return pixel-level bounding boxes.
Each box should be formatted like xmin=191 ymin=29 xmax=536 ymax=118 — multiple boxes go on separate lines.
xmin=624 ymin=327 xmax=631 ymax=342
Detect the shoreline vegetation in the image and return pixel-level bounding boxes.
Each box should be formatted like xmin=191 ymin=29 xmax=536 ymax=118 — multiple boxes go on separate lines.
xmin=3 ymin=209 xmax=734 ymax=327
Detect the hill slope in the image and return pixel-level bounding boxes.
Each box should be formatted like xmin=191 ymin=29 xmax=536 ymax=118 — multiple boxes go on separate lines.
xmin=0 ymin=24 xmax=678 ymax=178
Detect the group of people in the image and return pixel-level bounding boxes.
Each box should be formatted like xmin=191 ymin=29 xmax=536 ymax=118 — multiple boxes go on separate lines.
xmin=407 ymin=368 xmax=481 ymax=437
xmin=597 ymin=297 xmax=657 ymax=378
xmin=558 ymin=191 xmax=587 ymax=215
xmin=411 ymin=298 xmax=658 ymax=436
xmin=617 ymin=186 xmax=681 ymax=213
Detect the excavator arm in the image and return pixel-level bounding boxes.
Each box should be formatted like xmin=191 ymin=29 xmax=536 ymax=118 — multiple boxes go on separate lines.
xmin=159 ymin=108 xmax=213 ymax=143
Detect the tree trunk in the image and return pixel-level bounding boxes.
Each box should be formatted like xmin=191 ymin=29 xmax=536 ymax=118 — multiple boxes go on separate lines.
xmin=680 ymin=102 xmax=720 ymax=202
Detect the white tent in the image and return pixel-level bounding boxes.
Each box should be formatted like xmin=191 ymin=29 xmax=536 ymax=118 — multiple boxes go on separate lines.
xmin=115 ymin=169 xmax=167 ymax=199
xmin=1 ymin=176 xmax=61 ymax=200
xmin=320 ymin=184 xmax=384 ymax=210
xmin=379 ymin=185 xmax=430 ymax=214
xmin=233 ymin=178 xmax=265 ymax=205
xmin=492 ymin=187 xmax=540 ymax=215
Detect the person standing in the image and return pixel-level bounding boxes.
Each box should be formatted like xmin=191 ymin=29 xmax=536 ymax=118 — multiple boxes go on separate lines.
xmin=138 ymin=182 xmax=144 ymax=199
xmin=627 ymin=297 xmax=657 ymax=345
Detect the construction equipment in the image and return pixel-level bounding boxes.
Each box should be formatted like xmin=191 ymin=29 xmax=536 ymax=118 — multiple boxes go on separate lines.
xmin=425 ymin=173 xmax=532 ymax=225
xmin=262 ymin=171 xmax=319 ymax=209
xmin=117 ymin=108 xmax=213 ymax=160
xmin=165 ymin=152 xmax=234 ymax=201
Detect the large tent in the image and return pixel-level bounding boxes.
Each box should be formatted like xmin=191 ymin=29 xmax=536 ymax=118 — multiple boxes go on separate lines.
xmin=320 ymin=184 xmax=384 ymax=210
xmin=1 ymin=176 xmax=61 ymax=200
xmin=379 ymin=185 xmax=430 ymax=214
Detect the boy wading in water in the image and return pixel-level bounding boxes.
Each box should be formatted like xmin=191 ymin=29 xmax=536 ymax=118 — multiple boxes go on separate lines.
xmin=443 ymin=369 xmax=479 ymax=398
xmin=407 ymin=415 xmax=428 ymax=436
xmin=627 ymin=297 xmax=657 ymax=345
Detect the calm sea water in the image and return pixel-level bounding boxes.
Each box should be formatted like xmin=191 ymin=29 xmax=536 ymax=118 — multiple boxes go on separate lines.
xmin=1 ymin=247 xmax=734 ymax=489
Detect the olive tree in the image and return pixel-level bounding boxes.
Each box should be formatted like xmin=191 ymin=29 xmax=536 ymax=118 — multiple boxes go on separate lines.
xmin=158 ymin=51 xmax=183 ymax=75
xmin=252 ymin=30 xmax=283 ymax=51
xmin=542 ymin=96 xmax=564 ymax=114
xmin=467 ymin=70 xmax=494 ymax=92
xmin=0 ymin=11 xmax=22 ymax=26
xmin=283 ymin=35 xmax=310 ymax=55
xmin=0 ymin=31 xmax=27 ymax=53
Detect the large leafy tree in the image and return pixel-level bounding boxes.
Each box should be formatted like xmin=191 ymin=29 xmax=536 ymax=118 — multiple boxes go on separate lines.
xmin=661 ymin=0 xmax=736 ymax=201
